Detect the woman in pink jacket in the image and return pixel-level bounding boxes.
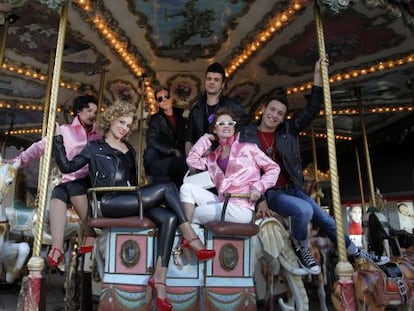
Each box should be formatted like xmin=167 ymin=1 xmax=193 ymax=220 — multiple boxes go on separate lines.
xmin=180 ymin=108 xmax=280 ymax=224
xmin=11 ymin=95 xmax=100 ymax=271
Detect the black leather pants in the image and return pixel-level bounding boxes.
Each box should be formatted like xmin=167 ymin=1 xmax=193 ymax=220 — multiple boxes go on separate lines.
xmin=142 ymin=182 xmax=189 ymax=267
xmin=100 ymin=182 xmax=188 ymax=267
xmin=140 ymin=182 xmax=188 ymax=225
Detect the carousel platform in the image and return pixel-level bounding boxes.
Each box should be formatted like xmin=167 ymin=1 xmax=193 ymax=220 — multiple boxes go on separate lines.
xmin=0 ymin=271 xmax=334 ymax=311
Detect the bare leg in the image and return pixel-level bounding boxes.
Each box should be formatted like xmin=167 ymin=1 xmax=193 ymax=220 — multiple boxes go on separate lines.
xmin=152 ymin=257 xmax=168 ymax=299
xmin=179 ymin=221 xmax=205 ymax=251
xmin=49 ymin=198 xmax=67 ymax=253
xmin=182 ymin=202 xmax=195 ymax=222
xmin=70 ymin=194 xmax=95 ymax=236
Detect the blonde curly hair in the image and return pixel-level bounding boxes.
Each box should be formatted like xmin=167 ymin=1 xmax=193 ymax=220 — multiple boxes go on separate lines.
xmin=97 ymin=100 xmax=138 ymax=136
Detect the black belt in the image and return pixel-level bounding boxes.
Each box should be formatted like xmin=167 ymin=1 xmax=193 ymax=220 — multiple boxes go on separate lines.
xmin=272 ymin=183 xmax=293 ymax=191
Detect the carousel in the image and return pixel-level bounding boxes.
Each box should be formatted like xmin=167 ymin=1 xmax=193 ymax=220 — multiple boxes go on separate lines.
xmin=0 ymin=0 xmax=414 ymax=310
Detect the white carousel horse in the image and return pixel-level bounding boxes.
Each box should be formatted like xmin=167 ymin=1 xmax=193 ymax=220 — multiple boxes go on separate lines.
xmin=0 ymin=155 xmax=30 ymax=283
xmin=1 ymin=154 xmax=82 ymax=275
xmin=253 ymin=216 xmax=310 ymax=311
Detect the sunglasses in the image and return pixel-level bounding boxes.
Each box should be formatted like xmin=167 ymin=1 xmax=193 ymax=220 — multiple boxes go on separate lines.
xmin=215 ymin=120 xmax=237 ymax=127
xmin=157 ymin=95 xmax=170 ymax=103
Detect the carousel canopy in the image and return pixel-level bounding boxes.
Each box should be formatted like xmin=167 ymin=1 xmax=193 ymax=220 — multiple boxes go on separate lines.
xmin=0 ymin=0 xmax=413 ymax=160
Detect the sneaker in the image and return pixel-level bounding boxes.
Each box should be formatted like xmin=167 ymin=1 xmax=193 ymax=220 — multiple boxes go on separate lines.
xmin=353 ymin=248 xmax=390 ymax=265
xmin=294 ymin=246 xmax=321 ymax=275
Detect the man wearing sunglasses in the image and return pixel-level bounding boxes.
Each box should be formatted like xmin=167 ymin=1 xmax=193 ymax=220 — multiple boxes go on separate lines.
xmin=143 ymin=87 xmax=187 ymax=186
xmin=185 ymin=62 xmax=248 ymax=156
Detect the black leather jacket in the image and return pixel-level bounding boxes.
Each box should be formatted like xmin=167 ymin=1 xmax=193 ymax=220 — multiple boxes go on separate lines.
xmin=185 ymin=94 xmax=247 ymax=145
xmin=145 ymin=107 xmax=186 ymax=154
xmin=54 ymin=136 xmax=138 ymax=188
xmin=239 ymin=86 xmax=323 ymax=188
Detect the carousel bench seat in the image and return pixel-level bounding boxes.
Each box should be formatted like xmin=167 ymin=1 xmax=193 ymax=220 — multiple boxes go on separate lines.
xmin=88 ymin=216 xmax=155 ymax=229
xmin=202 ymin=193 xmax=258 ymax=311
xmin=204 ymin=220 xmax=259 ymax=237
xmin=87 ymin=186 xmax=156 ymax=311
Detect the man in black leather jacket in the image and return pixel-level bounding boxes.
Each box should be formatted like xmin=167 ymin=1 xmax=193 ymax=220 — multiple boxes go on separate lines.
xmin=143 ymin=87 xmax=187 ymax=186
xmin=185 ymin=62 xmax=247 ymax=156
xmin=239 ymin=59 xmax=389 ymax=275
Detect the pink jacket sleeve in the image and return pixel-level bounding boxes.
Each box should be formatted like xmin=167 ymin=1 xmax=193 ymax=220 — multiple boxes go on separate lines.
xmin=186 ymin=135 xmax=211 ymax=170
xmin=16 ymin=138 xmax=47 ymax=168
xmin=249 ymin=145 xmax=280 ymax=193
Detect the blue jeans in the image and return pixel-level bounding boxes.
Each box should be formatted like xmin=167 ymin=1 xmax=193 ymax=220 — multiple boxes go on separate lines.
xmin=266 ymin=185 xmax=352 ymax=248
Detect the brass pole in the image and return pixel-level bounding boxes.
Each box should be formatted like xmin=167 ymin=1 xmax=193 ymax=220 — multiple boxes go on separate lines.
xmin=354 ymin=142 xmax=365 ymax=211
xmin=354 ymin=87 xmax=376 ymax=206
xmin=0 ymin=17 xmax=9 ymax=155
xmin=20 ymin=5 xmax=69 ymax=309
xmin=137 ymin=78 xmax=146 ymax=185
xmin=314 ymin=4 xmax=353 ymax=275
xmin=36 ymin=50 xmax=55 ymax=189
xmin=97 ymin=70 xmax=106 ymax=119
xmin=32 ymin=2 xmax=68 ymax=258
xmin=310 ymin=125 xmax=321 ymax=205
xmin=0 ymin=17 xmax=9 ymax=74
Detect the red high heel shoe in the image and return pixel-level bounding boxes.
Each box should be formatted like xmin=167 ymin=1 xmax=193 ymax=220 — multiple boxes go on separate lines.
xmin=180 ymin=236 xmax=215 ymax=261
xmin=146 ymin=276 xmax=173 ymax=311
xmin=79 ymin=236 xmax=95 ymax=254
xmin=47 ymin=247 xmax=65 ymax=272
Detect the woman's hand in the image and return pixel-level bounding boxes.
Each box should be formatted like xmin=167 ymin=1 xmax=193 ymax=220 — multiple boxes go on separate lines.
xmin=55 ymin=122 xmax=61 ymax=136
xmin=249 ymin=189 xmax=262 ymax=202
xmin=203 ymin=133 xmax=216 ymax=141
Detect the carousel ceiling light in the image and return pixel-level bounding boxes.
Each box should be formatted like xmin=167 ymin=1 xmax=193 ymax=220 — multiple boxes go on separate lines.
xmin=287 ymin=52 xmax=414 ymax=95
xmin=0 ymin=100 xmax=65 ymax=112
xmin=225 ymin=1 xmax=306 ymax=78
xmin=299 ymin=131 xmax=353 ymax=141
xmin=254 ymin=103 xmax=412 ymax=122
xmin=4 ymin=128 xmax=42 ymax=136
xmin=1 ymin=60 xmax=79 ymax=91
xmin=74 ymin=0 xmax=145 ymax=78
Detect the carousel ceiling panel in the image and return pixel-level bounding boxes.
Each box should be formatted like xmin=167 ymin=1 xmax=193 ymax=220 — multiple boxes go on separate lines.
xmin=5 ymin=1 xmax=109 ymax=73
xmin=0 ymin=0 xmax=413 ymax=152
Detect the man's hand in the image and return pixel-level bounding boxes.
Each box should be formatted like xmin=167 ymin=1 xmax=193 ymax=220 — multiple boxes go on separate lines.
xmin=255 ymin=200 xmax=276 ymax=218
xmin=170 ymin=149 xmax=181 ymax=157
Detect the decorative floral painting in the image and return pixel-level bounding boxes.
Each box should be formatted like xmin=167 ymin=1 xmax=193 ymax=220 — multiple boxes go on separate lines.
xmin=227 ymin=82 xmax=259 ymax=109
xmin=107 ymin=79 xmax=140 ymax=106
xmin=167 ymin=74 xmax=201 ymax=109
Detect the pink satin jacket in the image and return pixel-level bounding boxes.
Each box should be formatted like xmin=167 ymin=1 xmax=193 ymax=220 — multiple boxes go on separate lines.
xmin=187 ymin=133 xmax=280 ymax=211
xmin=17 ymin=117 xmax=101 ymax=183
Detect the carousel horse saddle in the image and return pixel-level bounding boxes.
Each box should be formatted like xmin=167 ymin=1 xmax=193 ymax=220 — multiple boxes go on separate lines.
xmin=379 ymin=262 xmax=408 ymax=303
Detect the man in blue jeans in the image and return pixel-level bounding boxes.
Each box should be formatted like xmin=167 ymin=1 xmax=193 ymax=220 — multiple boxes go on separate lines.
xmin=240 ymin=59 xmax=389 ymax=274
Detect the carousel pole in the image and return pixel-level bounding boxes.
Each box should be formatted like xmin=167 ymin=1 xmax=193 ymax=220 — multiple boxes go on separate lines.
xmin=18 ymin=3 xmax=69 ymax=310
xmin=354 ymin=143 xmax=365 ymax=210
xmin=0 ymin=15 xmax=9 ymax=155
xmin=354 ymin=87 xmax=376 ymax=206
xmin=137 ymin=77 xmax=146 ymax=185
xmin=97 ymin=69 xmax=106 ymax=119
xmin=314 ymin=3 xmax=355 ymax=310
xmin=36 ymin=51 xmax=55 ymax=189
xmin=0 ymin=14 xmax=9 ymax=74
xmin=310 ymin=125 xmax=321 ymax=205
